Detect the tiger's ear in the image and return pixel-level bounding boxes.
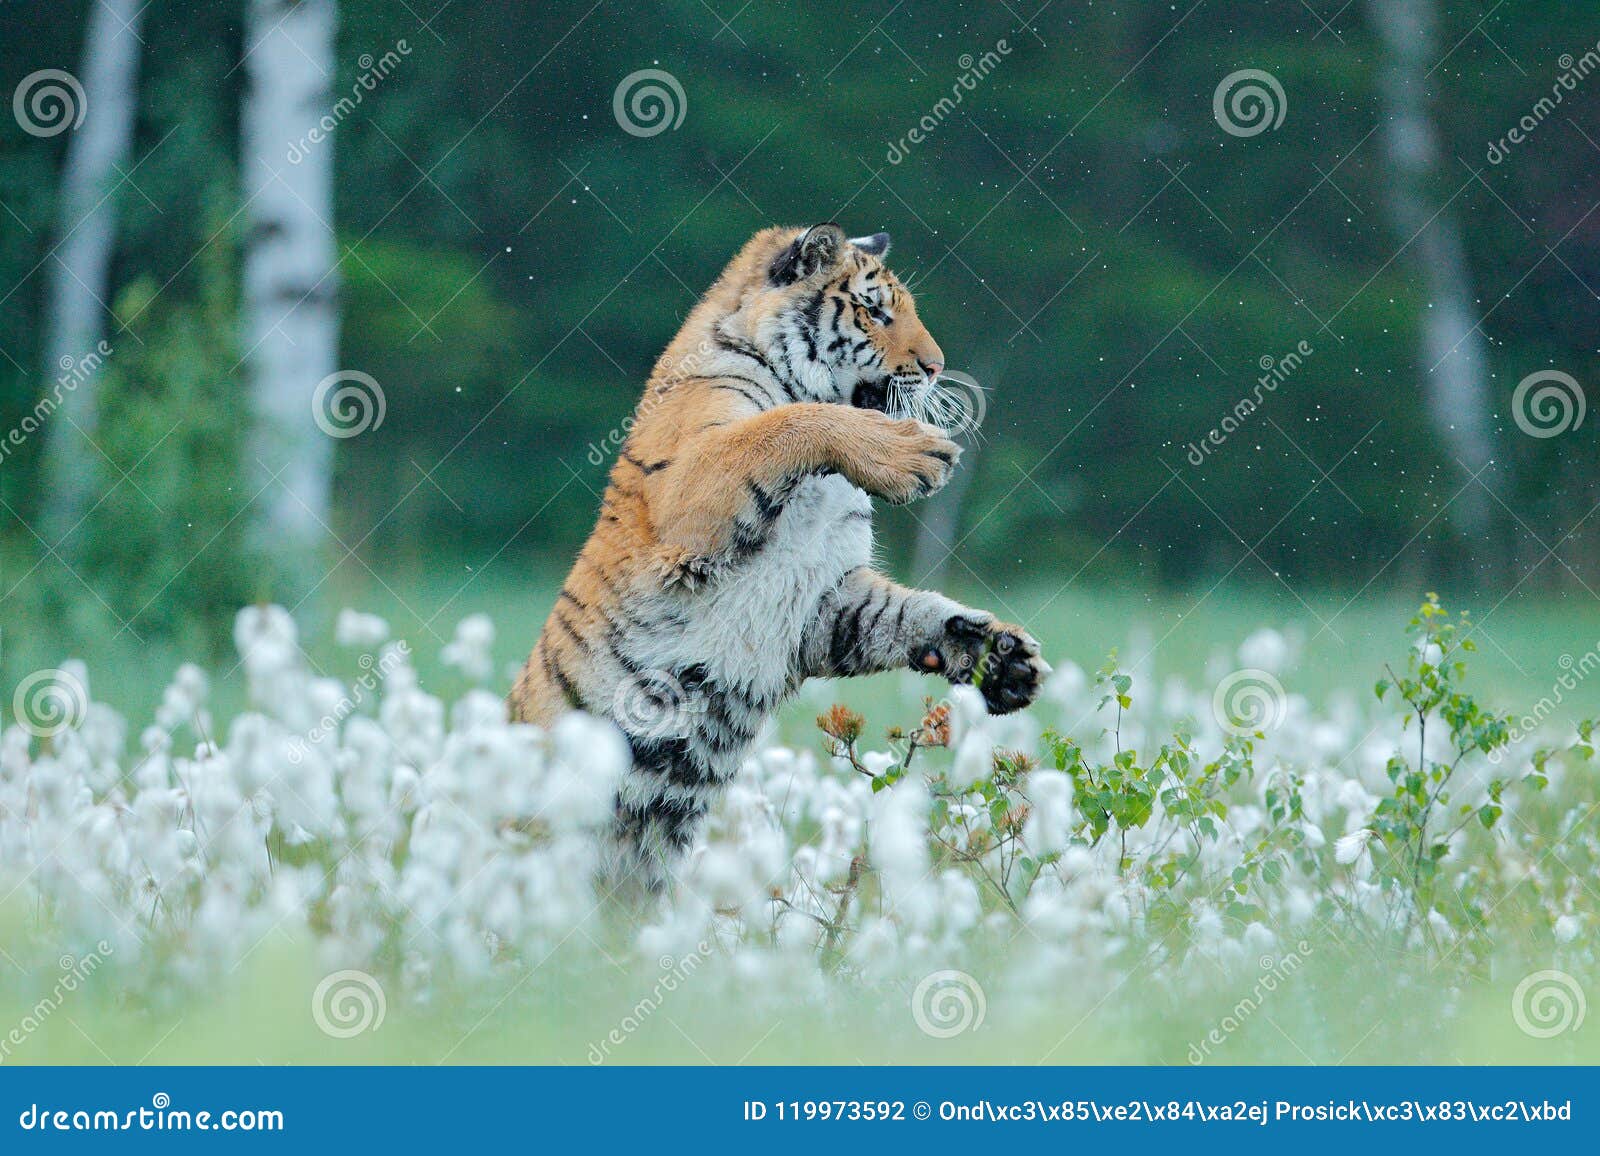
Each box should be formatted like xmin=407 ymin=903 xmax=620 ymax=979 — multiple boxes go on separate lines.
xmin=849 ymin=232 xmax=891 ymax=258
xmin=769 ymin=222 xmax=847 ymax=284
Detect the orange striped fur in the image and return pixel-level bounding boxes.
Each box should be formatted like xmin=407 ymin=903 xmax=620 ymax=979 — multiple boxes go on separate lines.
xmin=509 ymin=224 xmax=1046 ymax=891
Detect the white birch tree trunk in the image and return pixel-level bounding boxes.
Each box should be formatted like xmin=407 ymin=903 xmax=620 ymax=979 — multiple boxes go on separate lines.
xmin=1365 ymin=0 xmax=1496 ymax=534
xmin=241 ymin=0 xmax=340 ymax=573
xmin=38 ymin=0 xmax=145 ymax=540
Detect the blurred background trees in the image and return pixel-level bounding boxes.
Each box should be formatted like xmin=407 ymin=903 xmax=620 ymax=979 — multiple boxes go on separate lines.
xmin=1 ymin=0 xmax=1595 ymax=660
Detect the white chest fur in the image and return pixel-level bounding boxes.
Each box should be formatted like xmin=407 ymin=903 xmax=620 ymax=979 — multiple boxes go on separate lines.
xmin=638 ymin=475 xmax=871 ymax=696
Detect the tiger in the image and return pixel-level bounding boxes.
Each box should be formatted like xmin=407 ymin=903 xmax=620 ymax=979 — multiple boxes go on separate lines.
xmin=509 ymin=222 xmax=1048 ymax=893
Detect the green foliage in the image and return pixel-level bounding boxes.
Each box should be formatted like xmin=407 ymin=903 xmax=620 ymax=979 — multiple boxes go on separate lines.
xmin=3 ymin=1 xmax=1597 ymax=600
xmin=1362 ymin=595 xmax=1593 ymax=949
xmin=821 ymin=597 xmax=1596 ymax=964
xmin=65 ymin=212 xmax=256 ymax=658
xmin=1369 ymin=595 xmax=1507 ymax=904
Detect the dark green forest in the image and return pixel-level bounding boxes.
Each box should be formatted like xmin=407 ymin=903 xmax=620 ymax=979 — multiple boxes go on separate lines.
xmin=1 ymin=0 xmax=1596 ymax=658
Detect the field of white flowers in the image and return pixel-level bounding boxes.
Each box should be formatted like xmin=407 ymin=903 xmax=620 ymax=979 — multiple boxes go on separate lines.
xmin=1 ymin=595 xmax=1595 ymax=1065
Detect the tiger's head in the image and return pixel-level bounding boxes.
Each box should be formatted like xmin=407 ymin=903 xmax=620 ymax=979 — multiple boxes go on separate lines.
xmin=713 ymin=223 xmax=947 ymax=419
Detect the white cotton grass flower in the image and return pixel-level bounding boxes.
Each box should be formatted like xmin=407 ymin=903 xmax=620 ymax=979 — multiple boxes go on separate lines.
xmin=441 ymin=613 xmax=495 ymax=682
xmin=336 ymin=609 xmax=391 ymax=649
xmin=10 ymin=593 xmax=1598 ymax=1034
xmin=948 ymin=731 xmax=993 ymax=792
xmin=860 ymin=749 xmax=897 ymax=779
xmin=812 ymin=804 xmax=860 ymax=885
xmin=234 ymin=604 xmax=298 ymax=677
xmin=934 ymin=869 xmax=982 ymax=938
xmin=1237 ymin=627 xmax=1293 ymax=674
xmin=1335 ymin=777 xmax=1377 ymax=815
xmin=545 ymin=712 xmax=629 ymax=829
xmin=1022 ymin=769 xmax=1073 ymax=856
xmin=1041 ymin=658 xmax=1088 ymax=709
xmin=1416 ymin=639 xmax=1444 ymax=667
xmin=1284 ymin=886 xmax=1317 ymax=926
xmin=154 ymin=663 xmax=210 ymax=733
xmin=1427 ymin=909 xmax=1454 ymax=943
xmin=871 ymin=776 xmax=939 ymax=929
xmin=1334 ymin=828 xmax=1374 ymax=864
xmin=1242 ymin=920 xmax=1277 ymax=958
xmin=945 ymin=683 xmax=988 ymax=746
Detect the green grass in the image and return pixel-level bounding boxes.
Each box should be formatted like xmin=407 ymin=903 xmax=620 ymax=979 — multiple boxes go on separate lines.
xmin=7 ymin=547 xmax=1597 ymax=750
xmin=2 ymin=931 xmax=1596 ymax=1065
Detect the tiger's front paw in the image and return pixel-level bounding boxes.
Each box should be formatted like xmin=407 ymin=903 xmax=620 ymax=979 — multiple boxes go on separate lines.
xmin=852 ymin=418 xmax=960 ymax=505
xmin=915 ymin=613 xmax=1047 ymax=715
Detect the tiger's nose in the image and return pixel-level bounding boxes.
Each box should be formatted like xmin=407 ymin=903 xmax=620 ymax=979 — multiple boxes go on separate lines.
xmin=919 ymin=359 xmax=944 ymax=380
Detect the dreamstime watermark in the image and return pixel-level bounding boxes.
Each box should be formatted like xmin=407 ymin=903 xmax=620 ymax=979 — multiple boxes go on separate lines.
xmin=11 ymin=667 xmax=90 ymax=740
xmin=287 ymin=41 xmax=412 ymax=163
xmin=911 ymin=969 xmax=986 ymax=1038
xmin=1187 ymin=941 xmax=1312 ymax=1063
xmin=1488 ymin=39 xmax=1600 ymax=164
xmin=1489 ymin=643 xmax=1599 ymax=764
xmin=312 ymin=370 xmax=386 ymax=438
xmin=613 ymin=69 xmax=686 ymax=137
xmin=1212 ymin=668 xmax=1288 ymax=736
xmin=286 ymin=641 xmax=411 ymax=764
xmin=311 ymin=969 xmax=386 ymax=1038
xmin=1510 ymin=370 xmax=1585 ymax=438
xmin=1213 ymin=69 xmax=1286 ymax=137
xmin=612 ymin=668 xmax=706 ymax=741
xmin=17 ymin=1093 xmax=283 ymax=1133
xmin=12 ymin=69 xmax=86 ymax=137
xmin=927 ymin=371 xmax=987 ymax=438
xmin=585 ymin=338 xmax=716 ymax=466
xmin=0 ymin=342 xmax=115 ymax=469
xmin=586 ymin=942 xmax=714 ymax=1063
xmin=885 ymin=40 xmax=1012 ymax=164
xmin=0 ymin=942 xmax=114 ymax=1063
xmin=1511 ymin=969 xmax=1586 ymax=1038
xmin=1185 ymin=340 xmax=1312 ymax=467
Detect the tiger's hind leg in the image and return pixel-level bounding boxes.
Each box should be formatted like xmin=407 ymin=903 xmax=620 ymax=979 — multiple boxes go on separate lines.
xmin=598 ymin=793 xmax=710 ymax=902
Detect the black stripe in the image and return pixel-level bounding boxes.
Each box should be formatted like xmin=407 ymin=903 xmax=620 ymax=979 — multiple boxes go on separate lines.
xmin=727 ymin=515 xmax=769 ymax=561
xmin=681 ymin=372 xmax=772 ymax=393
xmin=628 ymin=734 xmax=692 ymax=776
xmin=747 ymin=480 xmax=782 ymax=523
xmin=571 ymin=566 xmax=628 ymax=633
xmin=714 ymin=330 xmax=780 ymax=377
xmin=714 ymin=327 xmax=798 ymax=399
xmin=861 ymin=585 xmax=891 ymax=642
xmin=540 ymin=645 xmax=585 ymax=711
xmin=552 ymin=608 xmax=590 ymax=653
xmin=620 ymin=450 xmax=670 ymax=474
xmin=617 ymin=796 xmax=708 ymax=850
xmin=827 ymin=300 xmax=855 ymax=355
xmin=830 ymin=594 xmax=871 ymax=675
xmin=581 ymin=559 xmax=624 ymax=602
xmin=680 ymin=371 xmax=778 ymax=409
xmin=799 ymin=289 xmax=824 ymax=363
xmin=708 ymin=379 xmax=767 ymax=407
